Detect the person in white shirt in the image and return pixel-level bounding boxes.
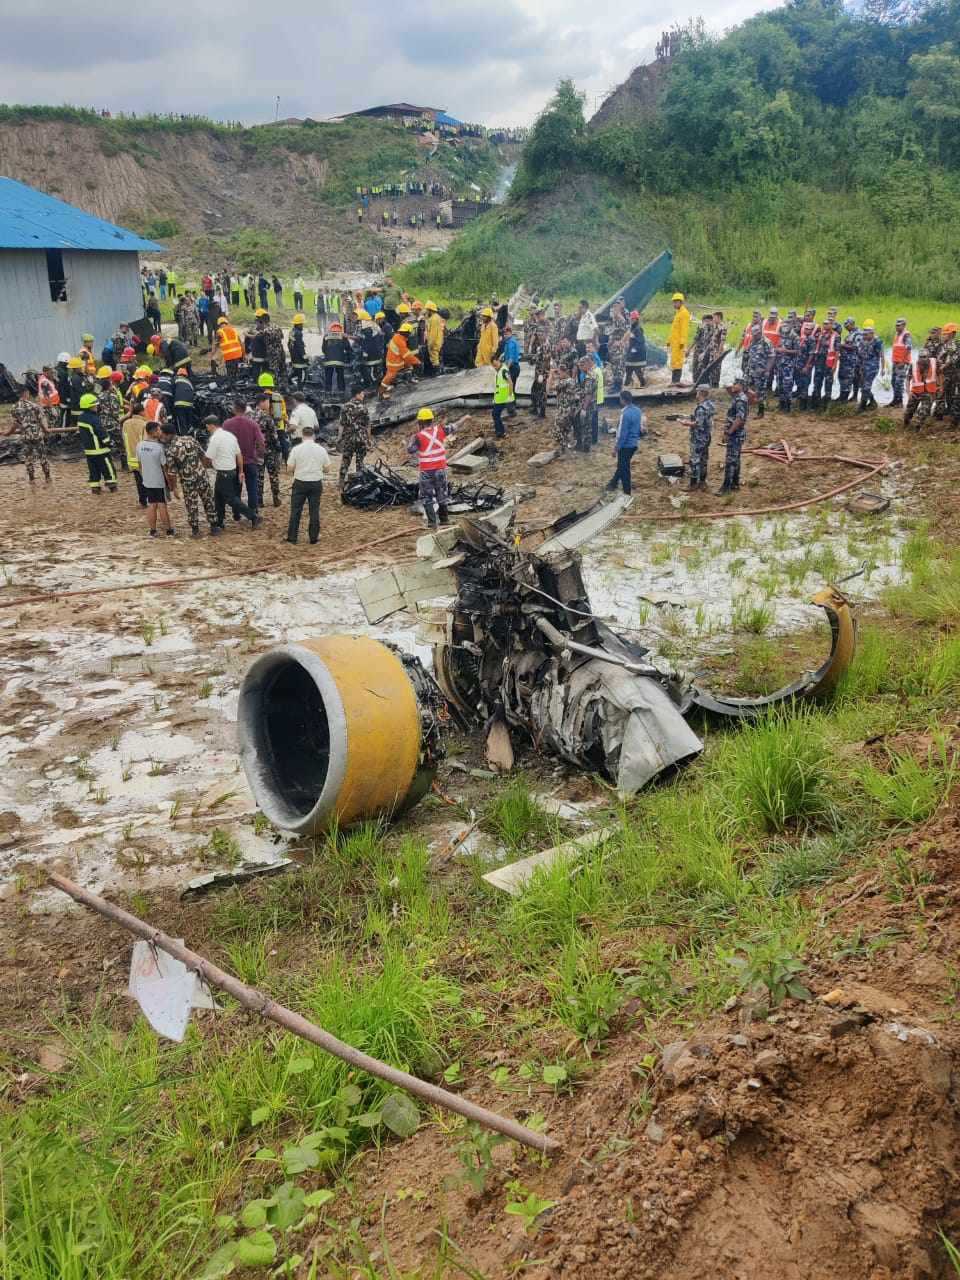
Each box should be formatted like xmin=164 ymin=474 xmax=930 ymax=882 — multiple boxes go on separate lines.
xmin=287 ymin=394 xmax=320 ymax=441
xmin=202 ymin=415 xmax=260 ymax=528
xmin=284 ymin=425 xmax=330 ymax=545
xmin=293 ymin=276 xmax=306 ymax=312
xmin=576 ymin=299 xmax=598 ymax=355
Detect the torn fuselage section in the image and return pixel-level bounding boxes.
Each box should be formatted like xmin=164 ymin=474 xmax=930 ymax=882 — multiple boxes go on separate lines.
xmin=432 ymin=514 xmax=703 ymax=793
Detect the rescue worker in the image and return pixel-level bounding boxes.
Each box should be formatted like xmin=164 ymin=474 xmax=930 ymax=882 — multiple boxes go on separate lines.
xmin=576 ymin=355 xmax=599 ymax=452
xmin=288 ymin=314 xmax=308 ymax=387
xmin=424 ymin=301 xmax=445 ymax=376
xmin=776 ymin=326 xmax=801 ymax=412
xmin=668 ymin=292 xmax=691 ymax=384
xmin=67 ymin=356 xmax=87 ymax=418
xmin=37 ymin=365 xmax=61 ymax=432
xmin=216 ymin=316 xmax=244 ymax=381
xmin=939 ymin=323 xmax=960 ymax=422
xmin=252 ymin=393 xmax=283 ymax=507
xmin=744 ymin=324 xmax=775 ymax=417
xmin=249 ymin=310 xmax=269 ymax=379
xmin=810 ymin=320 xmax=840 ymax=408
xmin=96 ymin=366 xmax=126 ymax=469
xmin=857 ymin=321 xmax=885 ymax=411
xmin=337 ymin=391 xmax=372 ymax=492
xmin=890 ymin=318 xmax=913 ymax=408
xmin=263 ymin=312 xmax=286 ymax=378
xmin=552 ymin=356 xmax=580 ymax=454
xmin=491 ymin=355 xmax=515 ymax=438
xmin=623 ymin=312 xmax=647 ymax=387
xmin=837 ymin=321 xmax=860 ymax=403
xmin=158 ymin=423 xmax=220 ymax=536
xmin=380 ymin=322 xmax=420 ymax=396
xmin=5 ymin=384 xmax=51 ymax=483
xmin=322 ymin=321 xmax=352 ymax=396
xmin=737 ymin=310 xmax=762 ymax=373
xmin=407 ymin=407 xmax=455 ymax=528
xmin=606 ymin=297 xmax=630 ymax=393
xmin=691 ymin=313 xmax=713 ymax=385
xmin=531 ymin=326 xmax=552 ymax=419
xmin=681 ymin=384 xmax=714 ymax=491
xmin=173 ymin=365 xmax=197 ymax=436
xmin=795 ymin=320 xmax=817 ymax=409
xmin=718 ymin=377 xmax=749 ymax=495
xmin=475 ymin=307 xmax=499 ymax=367
xmin=359 ymin=321 xmax=386 ymax=387
xmin=77 ymin=392 xmax=117 ymax=493
xmin=904 ymin=348 xmax=937 ymax=430
xmin=257 ymin=373 xmax=290 ymax=461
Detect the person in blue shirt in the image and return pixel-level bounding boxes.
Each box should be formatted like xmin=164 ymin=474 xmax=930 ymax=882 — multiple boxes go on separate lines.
xmin=365 ymin=292 xmax=383 ymax=319
xmin=501 ymin=326 xmax=521 ymax=418
xmin=196 ymin=292 xmax=210 ymax=341
xmin=606 ymin=389 xmax=644 ymax=495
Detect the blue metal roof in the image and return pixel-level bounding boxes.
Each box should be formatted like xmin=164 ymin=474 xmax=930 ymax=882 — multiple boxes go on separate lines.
xmin=434 ymin=112 xmax=463 ymax=127
xmin=0 ymin=177 xmax=162 ymax=252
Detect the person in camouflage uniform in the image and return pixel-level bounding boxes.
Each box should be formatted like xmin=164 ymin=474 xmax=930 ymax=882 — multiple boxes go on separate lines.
xmin=576 ymin=355 xmax=598 ymax=452
xmin=531 ymin=340 xmax=552 ymax=419
xmin=551 ymin=358 xmax=580 ymax=453
xmin=690 ymin=314 xmax=714 ymax=385
xmin=719 ymin=377 xmax=749 ymax=494
xmin=705 ymin=311 xmax=727 ymax=387
xmin=939 ymin=325 xmax=960 ymax=422
xmin=903 ymin=348 xmax=937 ymax=430
xmin=263 ymin=316 xmax=287 ymax=378
xmin=252 ymin=394 xmax=283 ymax=506
xmin=606 ymin=298 xmax=630 ymax=393
xmin=6 ymin=386 xmax=51 ymax=482
xmin=776 ymin=326 xmax=801 ymax=412
xmin=744 ymin=324 xmax=774 ymax=417
xmin=856 ymin=323 xmax=884 ymax=411
xmin=337 ymin=392 xmax=372 ymax=490
xmin=682 ymin=385 xmax=714 ymax=491
xmin=96 ymin=371 xmax=126 ymax=469
xmin=158 ymin=424 xmax=219 ymax=536
xmin=810 ymin=320 xmax=840 ymax=408
xmin=836 ymin=322 xmax=860 ymax=403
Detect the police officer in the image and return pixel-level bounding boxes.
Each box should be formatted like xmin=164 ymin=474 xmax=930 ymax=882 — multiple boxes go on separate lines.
xmin=718 ymin=378 xmax=749 ymax=495
xmin=682 ymin=385 xmax=715 ymax=491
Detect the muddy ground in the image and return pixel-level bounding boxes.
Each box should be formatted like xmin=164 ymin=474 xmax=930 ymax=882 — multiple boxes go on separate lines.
xmin=3 ymin=394 xmax=960 ymax=1276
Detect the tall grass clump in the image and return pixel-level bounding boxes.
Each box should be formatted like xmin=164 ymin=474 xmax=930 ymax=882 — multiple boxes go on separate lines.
xmin=714 ymin=711 xmax=834 ymax=834
xmin=859 ymin=736 xmax=957 ymax=824
xmin=503 ymin=846 xmax=615 ymax=952
xmin=484 ymin=778 xmax=556 ymax=852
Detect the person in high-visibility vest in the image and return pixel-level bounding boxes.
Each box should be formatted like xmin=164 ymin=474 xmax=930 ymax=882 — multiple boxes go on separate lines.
xmin=668 ymin=292 xmax=690 ymax=384
xmin=216 ymin=316 xmax=244 ymax=380
xmin=491 ymin=355 xmax=515 ymax=438
xmin=890 ymin=317 xmax=913 ymax=408
xmin=406 ymin=407 xmax=456 ymax=528
xmin=904 ymin=347 xmax=938 ymax=430
xmin=77 ymin=392 xmax=118 ymax=493
xmin=380 ymin=323 xmax=420 ymax=397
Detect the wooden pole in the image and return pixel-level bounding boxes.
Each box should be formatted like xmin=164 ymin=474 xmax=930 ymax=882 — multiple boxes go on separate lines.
xmin=48 ymin=873 xmax=559 ymax=1155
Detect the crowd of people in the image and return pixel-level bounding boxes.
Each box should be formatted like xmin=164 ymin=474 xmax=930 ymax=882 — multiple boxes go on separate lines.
xmin=7 ymin=265 xmax=960 ymax=538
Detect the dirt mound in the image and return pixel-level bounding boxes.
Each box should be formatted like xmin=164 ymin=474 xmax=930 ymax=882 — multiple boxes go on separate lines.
xmin=590 ymin=60 xmax=669 ymax=129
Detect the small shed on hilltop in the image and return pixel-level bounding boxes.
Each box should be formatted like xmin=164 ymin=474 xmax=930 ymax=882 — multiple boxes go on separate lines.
xmin=0 ymin=177 xmax=161 ymax=374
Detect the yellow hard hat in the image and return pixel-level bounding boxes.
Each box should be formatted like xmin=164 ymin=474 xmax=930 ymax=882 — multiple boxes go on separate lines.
xmin=672 ymin=292 xmax=685 ymax=302
xmin=481 ymin=307 xmax=494 ymax=318
xmin=399 ymin=322 xmax=414 ymax=333
xmin=257 ymin=372 xmax=275 ymax=388
xmin=375 ymin=311 xmax=386 ymax=320
xmin=135 ymin=365 xmax=152 ymax=378
xmin=397 ymin=303 xmax=411 ymax=315
xmin=292 ymin=313 xmax=305 ymax=324
xmin=863 ymin=318 xmax=875 ymax=328
xmin=255 ymin=308 xmax=268 ymax=318
xmin=67 ymin=357 xmax=83 ymax=369
xmin=81 ymin=333 xmax=94 ymax=344
xmin=417 ymin=407 xmax=434 ymax=421
xmin=425 ymin=300 xmax=437 ymax=311
xmin=217 ymin=316 xmax=228 ymax=326
xmin=96 ymin=366 xmax=112 ymax=379
xmin=78 ymin=392 xmax=98 ymax=409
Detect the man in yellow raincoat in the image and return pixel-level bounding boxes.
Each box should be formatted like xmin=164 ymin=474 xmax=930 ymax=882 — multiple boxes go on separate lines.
xmin=425 ymin=301 xmax=446 ymax=376
xmin=475 ymin=307 xmax=500 ymax=367
xmin=668 ymin=292 xmax=691 ymax=384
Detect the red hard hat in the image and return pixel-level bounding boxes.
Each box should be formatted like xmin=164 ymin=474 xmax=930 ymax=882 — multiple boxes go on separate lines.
xmin=110 ymin=370 xmax=124 ymax=383
xmin=629 ymin=310 xmax=640 ymax=320
xmin=122 ymin=347 xmax=136 ymax=360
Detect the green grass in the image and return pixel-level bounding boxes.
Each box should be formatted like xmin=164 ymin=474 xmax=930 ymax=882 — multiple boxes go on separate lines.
xmin=8 ymin=606 xmax=960 ymax=1277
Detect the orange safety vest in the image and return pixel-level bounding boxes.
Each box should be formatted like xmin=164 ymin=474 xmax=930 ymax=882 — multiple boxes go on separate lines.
xmin=144 ymin=395 xmax=165 ymax=423
xmin=37 ymin=373 xmax=60 ymax=406
xmin=910 ymin=358 xmax=937 ymax=396
xmin=762 ymin=318 xmax=782 ymax=348
xmin=741 ymin=325 xmax=755 ymax=351
xmin=218 ymin=324 xmax=243 ymax=363
xmin=892 ymin=331 xmax=912 ymax=365
xmin=415 ymin=424 xmax=448 ymax=471
xmin=386 ymin=333 xmax=411 ymax=370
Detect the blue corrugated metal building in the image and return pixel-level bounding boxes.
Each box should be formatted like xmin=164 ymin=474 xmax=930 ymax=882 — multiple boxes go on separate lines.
xmin=0 ymin=177 xmax=161 ymax=374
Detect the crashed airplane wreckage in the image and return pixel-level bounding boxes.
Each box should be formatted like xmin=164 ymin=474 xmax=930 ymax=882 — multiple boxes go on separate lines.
xmin=238 ymin=499 xmax=855 ymax=836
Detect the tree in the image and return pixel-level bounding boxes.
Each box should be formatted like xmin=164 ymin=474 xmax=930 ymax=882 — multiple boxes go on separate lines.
xmin=512 ymin=80 xmax=587 ymax=196
xmin=908 ymin=43 xmax=960 ymax=162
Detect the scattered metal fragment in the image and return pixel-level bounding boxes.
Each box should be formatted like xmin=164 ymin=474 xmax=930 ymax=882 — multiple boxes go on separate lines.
xmin=482 ymin=828 xmax=613 ymax=895
xmin=180 ymin=859 xmax=296 ymax=899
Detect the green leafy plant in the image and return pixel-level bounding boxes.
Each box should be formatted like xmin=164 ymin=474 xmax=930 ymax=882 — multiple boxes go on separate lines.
xmin=730 ymin=933 xmax=811 ymax=1008
xmin=452 ymin=1122 xmax=511 ymax=1195
xmin=504 ymin=1182 xmax=556 ymax=1233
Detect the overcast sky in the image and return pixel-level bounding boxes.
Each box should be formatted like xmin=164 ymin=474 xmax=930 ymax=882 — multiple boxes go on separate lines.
xmin=0 ymin=0 xmax=784 ymax=128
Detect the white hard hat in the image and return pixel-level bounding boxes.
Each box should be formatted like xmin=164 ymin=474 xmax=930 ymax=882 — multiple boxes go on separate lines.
xmin=57 ymin=351 xmax=71 ymax=362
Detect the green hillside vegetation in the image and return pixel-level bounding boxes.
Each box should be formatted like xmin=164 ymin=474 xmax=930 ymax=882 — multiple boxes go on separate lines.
xmin=402 ymin=0 xmax=960 ymax=304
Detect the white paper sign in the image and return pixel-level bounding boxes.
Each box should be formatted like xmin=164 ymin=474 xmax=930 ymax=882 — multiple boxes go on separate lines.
xmin=128 ymin=941 xmax=216 ymax=1042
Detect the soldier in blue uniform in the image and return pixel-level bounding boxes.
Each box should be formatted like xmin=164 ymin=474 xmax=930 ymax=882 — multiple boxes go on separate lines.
xmin=744 ymin=324 xmax=774 ymax=418
xmin=718 ymin=377 xmax=748 ymax=495
xmin=682 ymin=385 xmax=715 ymax=491
xmin=776 ymin=327 xmax=801 ymax=412
xmin=857 ymin=321 xmax=885 ymax=412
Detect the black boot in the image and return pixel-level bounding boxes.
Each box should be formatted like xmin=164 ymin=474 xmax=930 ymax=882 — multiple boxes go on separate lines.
xmin=437 ymin=505 xmax=450 ymax=526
